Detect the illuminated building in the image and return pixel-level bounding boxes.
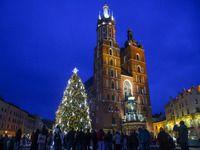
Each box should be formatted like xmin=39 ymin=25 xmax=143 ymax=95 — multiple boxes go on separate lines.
xmin=0 ymin=96 xmax=43 ymax=136
xmin=85 ymin=2 xmax=153 ymax=133
xmin=153 ymin=85 xmax=200 ymax=139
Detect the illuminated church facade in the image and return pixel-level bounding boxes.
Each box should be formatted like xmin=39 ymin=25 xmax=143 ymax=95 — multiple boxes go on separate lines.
xmin=85 ymin=2 xmax=153 ymax=133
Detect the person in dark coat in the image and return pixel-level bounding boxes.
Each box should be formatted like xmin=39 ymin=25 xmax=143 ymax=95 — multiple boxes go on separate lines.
xmin=0 ymin=134 xmax=4 ymax=150
xmin=130 ymin=129 xmax=138 ymax=150
xmin=85 ymin=129 xmax=92 ymax=150
xmin=76 ymin=127 xmax=85 ymax=150
xmin=33 ymin=129 xmax=40 ymax=150
xmin=14 ymin=129 xmax=22 ymax=150
xmin=105 ymin=130 xmax=112 ymax=150
xmin=91 ymin=130 xmax=97 ymax=150
xmin=157 ymin=127 xmax=170 ymax=150
xmin=173 ymin=121 xmax=189 ymax=150
xmin=8 ymin=136 xmax=15 ymax=150
xmin=67 ymin=127 xmax=75 ymax=150
xmin=137 ymin=125 xmax=151 ymax=150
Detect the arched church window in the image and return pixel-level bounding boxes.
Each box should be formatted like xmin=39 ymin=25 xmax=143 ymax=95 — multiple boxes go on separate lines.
xmin=124 ymin=56 xmax=127 ymax=63
xmin=111 ymin=80 xmax=115 ymax=89
xmin=136 ymin=53 xmax=140 ymax=61
xmin=109 ymin=28 xmax=112 ymax=38
xmin=110 ymin=40 xmax=113 ymax=46
xmin=111 ymin=69 xmax=114 ymax=77
xmin=110 ymin=49 xmax=113 ymax=55
xmin=110 ymin=59 xmax=114 ymax=66
xmin=138 ymin=66 xmax=141 ymax=73
xmin=123 ymin=80 xmax=132 ymax=99
xmin=107 ymin=93 xmax=110 ymax=100
xmin=112 ymin=95 xmax=115 ymax=101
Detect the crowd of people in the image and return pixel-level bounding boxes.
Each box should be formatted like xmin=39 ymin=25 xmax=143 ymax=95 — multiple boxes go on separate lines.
xmin=0 ymin=121 xmax=190 ymax=150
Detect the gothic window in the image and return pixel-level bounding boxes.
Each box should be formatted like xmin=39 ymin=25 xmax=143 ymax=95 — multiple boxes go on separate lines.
xmin=106 ymin=68 xmax=109 ymax=76
xmin=139 ymin=76 xmax=142 ymax=83
xmin=116 ymin=81 xmax=119 ymax=89
xmin=141 ymin=99 xmax=144 ymax=105
xmin=138 ymin=66 xmax=141 ymax=73
xmin=136 ymin=54 xmax=140 ymax=61
xmin=106 ymin=57 xmax=109 ymax=64
xmin=109 ymin=28 xmax=112 ymax=38
xmin=124 ymin=56 xmax=127 ymax=63
xmin=110 ymin=49 xmax=113 ymax=55
xmin=123 ymin=80 xmax=132 ymax=98
xmin=110 ymin=40 xmax=113 ymax=46
xmin=111 ymin=80 xmax=115 ymax=89
xmin=195 ymin=99 xmax=198 ymax=104
xmin=115 ymin=59 xmax=117 ymax=66
xmin=110 ymin=59 xmax=114 ymax=66
xmin=107 ymin=93 xmax=110 ymax=100
xmin=117 ymin=94 xmax=119 ymax=101
xmin=196 ymin=107 xmax=200 ymax=112
xmin=106 ymin=79 xmax=109 ymax=88
xmin=112 ymin=95 xmax=115 ymax=101
xmin=116 ymin=70 xmax=118 ymax=77
xmin=103 ymin=27 xmax=106 ymax=39
xmin=138 ymin=96 xmax=140 ymax=104
xmin=111 ymin=69 xmax=114 ymax=77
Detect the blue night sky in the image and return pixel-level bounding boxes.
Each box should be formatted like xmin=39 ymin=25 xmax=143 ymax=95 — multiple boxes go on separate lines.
xmin=0 ymin=0 xmax=200 ymax=120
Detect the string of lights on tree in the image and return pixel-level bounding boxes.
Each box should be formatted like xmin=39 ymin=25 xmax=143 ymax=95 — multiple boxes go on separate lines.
xmin=55 ymin=68 xmax=91 ymax=133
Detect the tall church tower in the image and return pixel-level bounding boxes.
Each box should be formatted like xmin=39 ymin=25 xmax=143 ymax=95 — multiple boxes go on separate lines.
xmin=120 ymin=28 xmax=153 ymax=132
xmin=93 ymin=2 xmax=123 ymax=131
xmin=85 ymin=2 xmax=153 ymax=133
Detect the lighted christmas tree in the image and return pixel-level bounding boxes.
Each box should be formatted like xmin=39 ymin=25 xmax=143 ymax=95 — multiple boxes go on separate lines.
xmin=55 ymin=68 xmax=91 ymax=132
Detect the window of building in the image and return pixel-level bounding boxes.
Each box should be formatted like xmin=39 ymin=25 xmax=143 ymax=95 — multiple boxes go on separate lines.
xmin=124 ymin=80 xmax=132 ymax=98
xmin=115 ymin=59 xmax=117 ymax=66
xmin=111 ymin=80 xmax=115 ymax=89
xmin=106 ymin=68 xmax=109 ymax=76
xmin=116 ymin=70 xmax=118 ymax=77
xmin=195 ymin=99 xmax=198 ymax=104
xmin=117 ymin=94 xmax=119 ymax=101
xmin=187 ymin=109 xmax=190 ymax=114
xmin=7 ymin=124 xmax=9 ymax=129
xmin=110 ymin=40 xmax=113 ymax=46
xmin=111 ymin=69 xmax=114 ymax=77
xmin=196 ymin=107 xmax=200 ymax=113
xmin=136 ymin=54 xmax=140 ymax=61
xmin=110 ymin=49 xmax=113 ymax=55
xmin=182 ymin=103 xmax=184 ymax=107
xmin=141 ymin=99 xmax=144 ymax=105
xmin=103 ymin=27 xmax=106 ymax=39
xmin=182 ymin=111 xmax=184 ymax=116
xmin=139 ymin=76 xmax=142 ymax=83
xmin=107 ymin=93 xmax=110 ymax=100
xmin=185 ymin=101 xmax=188 ymax=106
xmin=179 ymin=104 xmax=181 ymax=109
xmin=109 ymin=28 xmax=112 ymax=38
xmin=110 ymin=59 xmax=114 ymax=66
xmin=106 ymin=79 xmax=109 ymax=88
xmin=124 ymin=56 xmax=127 ymax=63
xmin=106 ymin=57 xmax=108 ymax=64
xmin=177 ymin=113 xmax=179 ymax=118
xmin=138 ymin=66 xmax=141 ymax=73
xmin=138 ymin=96 xmax=140 ymax=104
xmin=116 ymin=81 xmax=119 ymax=89
xmin=112 ymin=95 xmax=115 ymax=101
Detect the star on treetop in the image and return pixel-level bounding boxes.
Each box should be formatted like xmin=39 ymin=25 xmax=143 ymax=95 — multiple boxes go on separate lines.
xmin=72 ymin=67 xmax=79 ymax=74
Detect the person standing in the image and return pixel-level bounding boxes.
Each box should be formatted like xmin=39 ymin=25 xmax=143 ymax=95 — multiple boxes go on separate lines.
xmin=91 ymin=130 xmax=97 ymax=150
xmin=105 ymin=130 xmax=113 ymax=150
xmin=130 ymin=130 xmax=138 ymax=150
xmin=113 ymin=132 xmax=121 ymax=150
xmin=85 ymin=129 xmax=92 ymax=150
xmin=53 ymin=127 xmax=63 ymax=150
xmin=67 ymin=127 xmax=75 ymax=150
xmin=137 ymin=125 xmax=151 ymax=150
xmin=97 ymin=129 xmax=105 ymax=150
xmin=173 ymin=121 xmax=189 ymax=150
xmin=14 ymin=129 xmax=22 ymax=150
xmin=76 ymin=127 xmax=85 ymax=150
xmin=157 ymin=127 xmax=169 ymax=150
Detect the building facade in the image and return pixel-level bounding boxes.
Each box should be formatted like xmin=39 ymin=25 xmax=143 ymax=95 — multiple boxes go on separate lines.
xmin=85 ymin=2 xmax=153 ymax=133
xmin=153 ymin=85 xmax=200 ymax=140
xmin=0 ymin=96 xmax=43 ymax=136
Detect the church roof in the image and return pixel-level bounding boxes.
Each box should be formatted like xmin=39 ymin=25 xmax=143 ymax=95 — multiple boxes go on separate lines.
xmin=84 ymin=76 xmax=93 ymax=89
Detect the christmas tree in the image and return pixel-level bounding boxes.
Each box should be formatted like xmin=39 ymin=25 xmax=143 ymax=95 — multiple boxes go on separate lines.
xmin=55 ymin=68 xmax=91 ymax=133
